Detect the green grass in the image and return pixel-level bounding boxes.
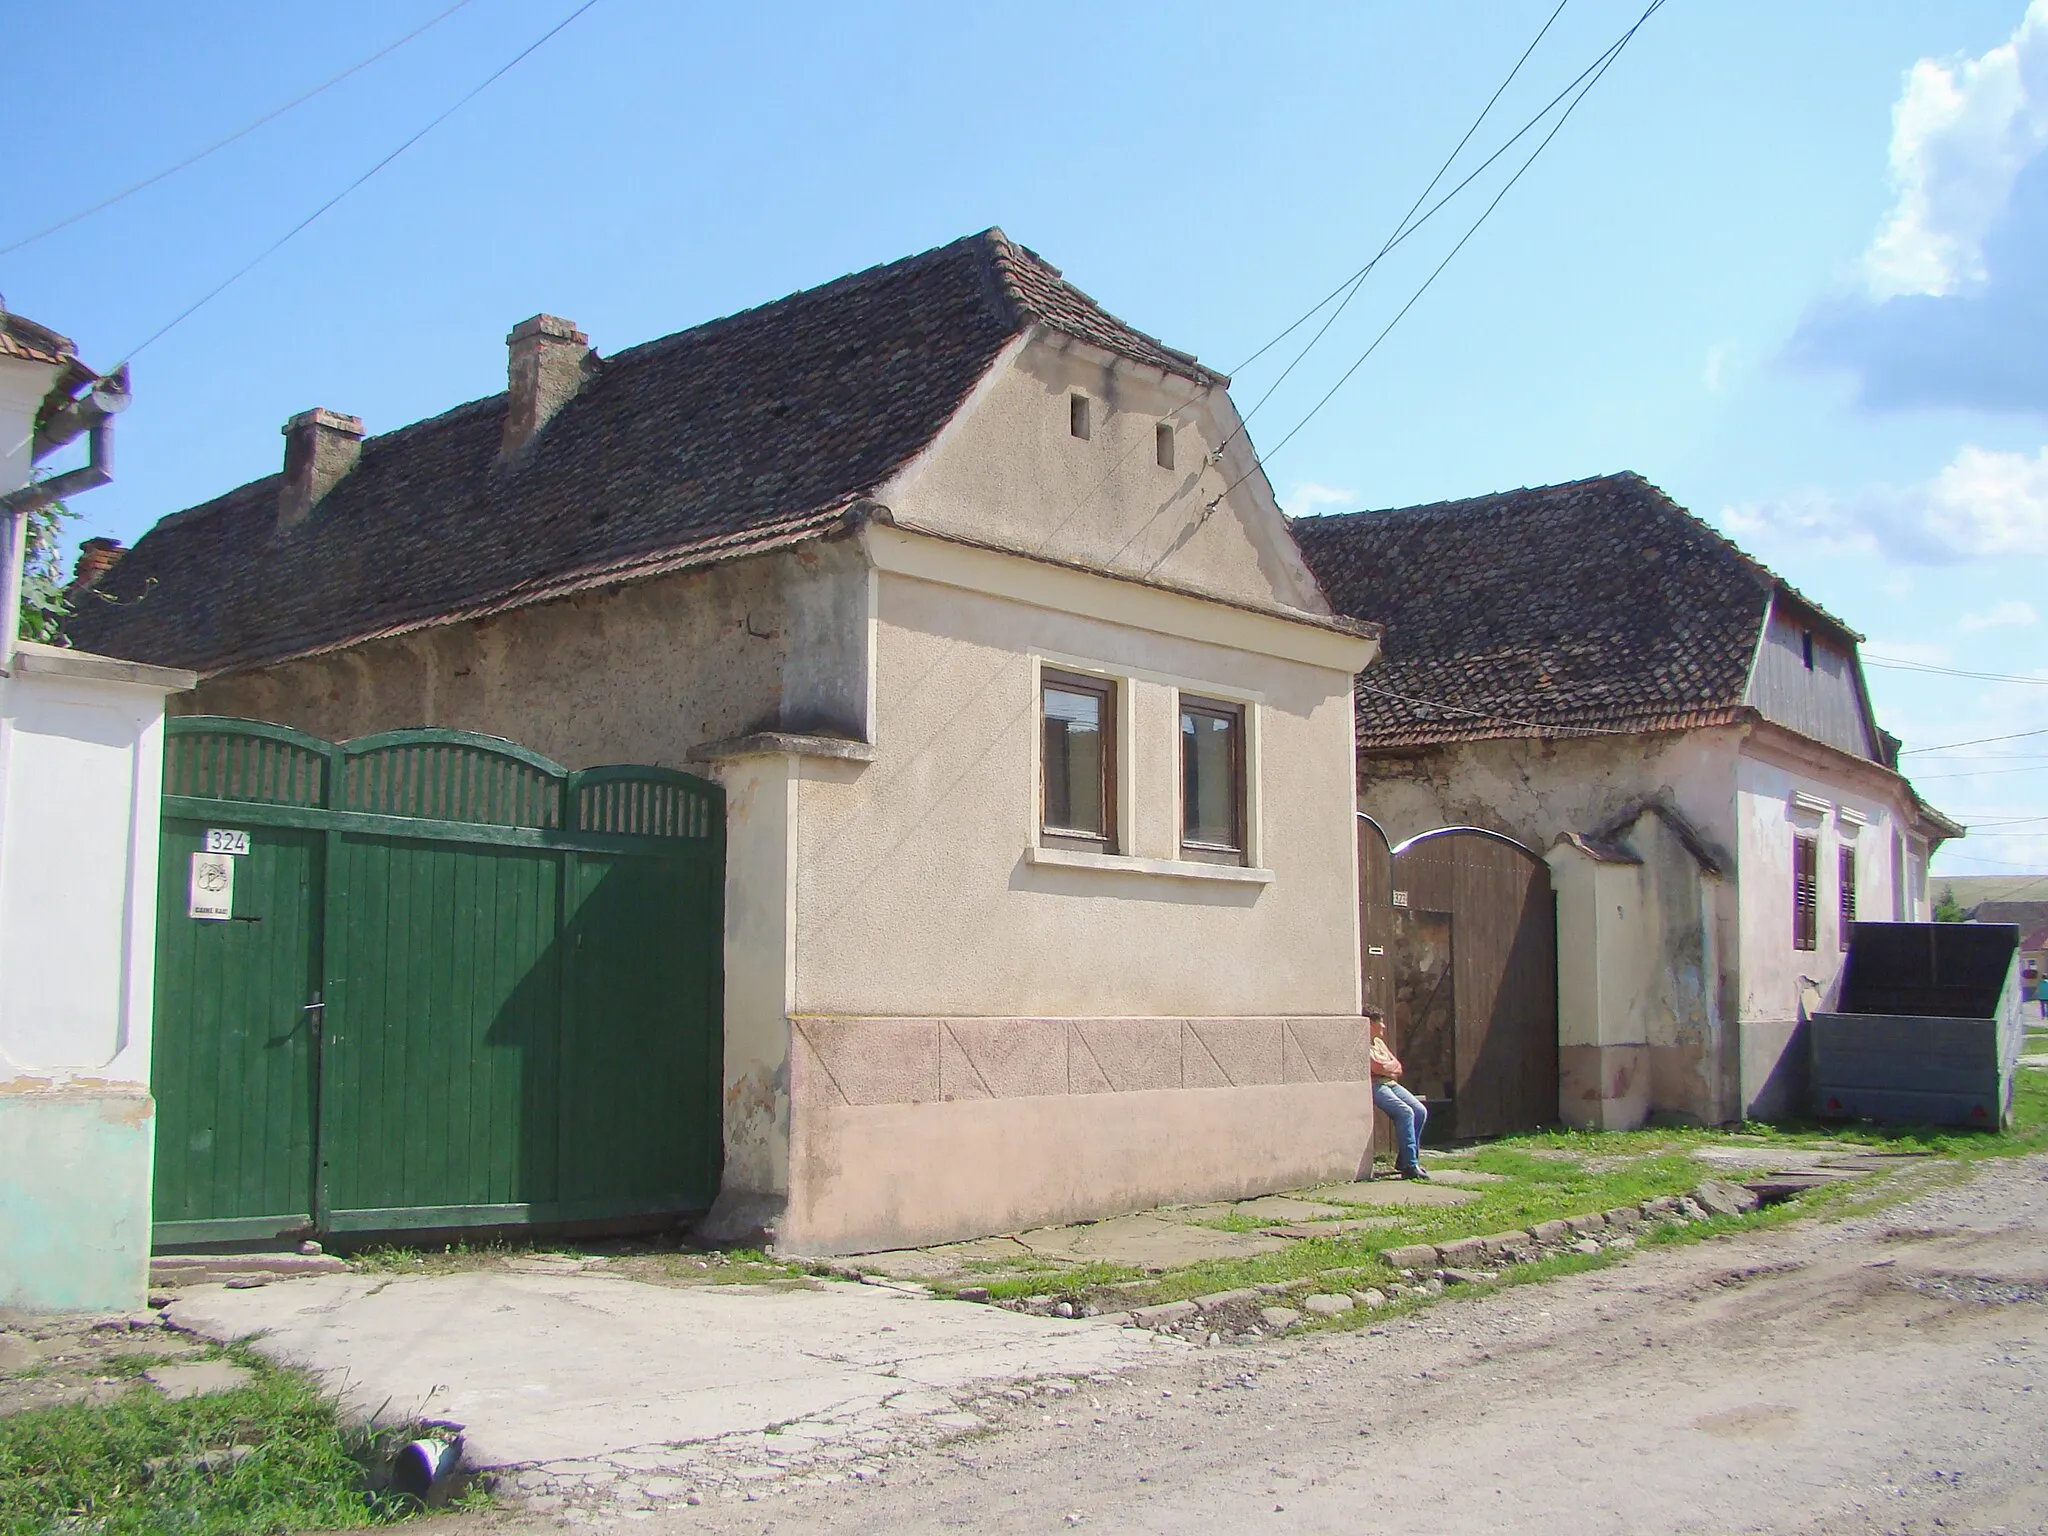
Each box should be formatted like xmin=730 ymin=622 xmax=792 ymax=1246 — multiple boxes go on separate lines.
xmin=957 ymin=1067 xmax=2048 ymax=1314
xmin=0 ymin=1347 xmax=463 ymax=1536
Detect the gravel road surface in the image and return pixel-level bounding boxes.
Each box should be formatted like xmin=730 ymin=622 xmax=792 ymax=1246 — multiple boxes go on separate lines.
xmin=646 ymin=1152 xmax=2048 ymax=1535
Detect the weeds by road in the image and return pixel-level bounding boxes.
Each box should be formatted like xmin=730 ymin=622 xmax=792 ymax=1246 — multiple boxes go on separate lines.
xmin=0 ymin=1343 xmax=466 ymax=1535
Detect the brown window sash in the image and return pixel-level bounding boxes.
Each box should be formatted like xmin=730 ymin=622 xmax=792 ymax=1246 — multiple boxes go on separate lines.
xmin=1793 ymin=833 xmax=1819 ymax=951
xmin=1040 ymin=668 xmax=1117 ymax=854
xmin=1179 ymin=696 xmax=1247 ymax=866
xmin=1839 ymin=845 xmax=1857 ymax=951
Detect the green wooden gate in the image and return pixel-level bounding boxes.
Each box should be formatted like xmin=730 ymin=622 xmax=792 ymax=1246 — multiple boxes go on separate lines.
xmin=152 ymin=718 xmax=724 ymax=1246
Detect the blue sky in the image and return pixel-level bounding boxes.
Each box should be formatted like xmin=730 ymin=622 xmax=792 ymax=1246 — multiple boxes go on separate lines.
xmin=6 ymin=1 xmax=2045 ymax=879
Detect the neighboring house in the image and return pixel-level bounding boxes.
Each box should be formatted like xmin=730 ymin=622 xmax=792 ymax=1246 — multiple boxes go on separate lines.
xmin=69 ymin=231 xmax=1380 ymax=1255
xmin=1 ymin=310 xmax=190 ymax=1312
xmin=1293 ymin=473 xmax=1961 ymax=1130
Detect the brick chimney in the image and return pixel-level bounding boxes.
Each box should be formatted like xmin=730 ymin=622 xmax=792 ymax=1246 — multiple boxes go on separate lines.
xmin=278 ymin=408 xmax=364 ymax=531
xmin=68 ymin=536 xmax=124 ymax=592
xmin=501 ymin=315 xmax=593 ymax=461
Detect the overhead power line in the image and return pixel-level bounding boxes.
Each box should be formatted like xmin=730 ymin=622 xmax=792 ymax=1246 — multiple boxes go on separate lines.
xmin=1911 ymin=764 xmax=2048 ymax=780
xmin=0 ymin=0 xmax=477 ymax=258
xmin=1209 ymin=0 xmax=1665 ymax=512
xmin=1224 ymin=0 xmax=1570 ymax=441
xmin=1865 ymin=657 xmax=2048 ymax=686
xmin=1900 ymin=726 xmax=2048 ymax=755
xmin=116 ymin=0 xmax=603 ymax=366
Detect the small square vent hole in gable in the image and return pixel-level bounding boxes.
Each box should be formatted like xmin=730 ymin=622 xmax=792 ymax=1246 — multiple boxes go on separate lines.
xmin=1070 ymin=392 xmax=1091 ymax=440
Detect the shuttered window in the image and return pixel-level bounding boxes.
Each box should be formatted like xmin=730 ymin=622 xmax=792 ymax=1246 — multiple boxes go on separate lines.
xmin=1839 ymin=845 xmax=1857 ymax=950
xmin=1793 ymin=833 xmax=1819 ymax=951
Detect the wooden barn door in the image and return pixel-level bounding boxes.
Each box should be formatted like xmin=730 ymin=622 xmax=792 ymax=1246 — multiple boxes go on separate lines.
xmin=1357 ymin=816 xmax=1396 ymax=1019
xmin=1389 ymin=830 xmax=1557 ymax=1140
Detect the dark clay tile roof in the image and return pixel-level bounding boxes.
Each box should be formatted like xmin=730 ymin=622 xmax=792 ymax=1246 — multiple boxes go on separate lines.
xmin=1292 ymin=472 xmax=1813 ymax=749
xmin=0 ymin=310 xmax=75 ymax=367
xmin=68 ymin=230 xmax=1218 ymax=676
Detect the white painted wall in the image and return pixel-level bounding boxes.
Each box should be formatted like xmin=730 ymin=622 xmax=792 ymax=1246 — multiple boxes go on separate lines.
xmin=0 ymin=647 xmax=194 ymax=1312
xmin=1732 ymin=748 xmax=1908 ymax=1025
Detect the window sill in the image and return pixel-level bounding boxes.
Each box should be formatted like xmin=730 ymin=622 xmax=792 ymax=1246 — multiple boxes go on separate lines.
xmin=1026 ymin=844 xmax=1274 ymax=884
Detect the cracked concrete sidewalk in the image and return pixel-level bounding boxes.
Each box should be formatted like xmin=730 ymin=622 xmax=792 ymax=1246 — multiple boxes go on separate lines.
xmin=164 ymin=1267 xmax=1174 ymax=1514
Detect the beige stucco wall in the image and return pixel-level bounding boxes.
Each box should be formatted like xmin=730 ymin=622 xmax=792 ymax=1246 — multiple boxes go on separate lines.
xmin=1359 ymin=729 xmax=1745 ymax=856
xmin=766 ymin=563 xmax=1372 ymax=1252
xmin=793 ymin=568 xmax=1359 ymax=1017
xmin=878 ymin=333 xmax=1329 ymax=617
xmin=180 ymin=542 xmax=870 ymax=765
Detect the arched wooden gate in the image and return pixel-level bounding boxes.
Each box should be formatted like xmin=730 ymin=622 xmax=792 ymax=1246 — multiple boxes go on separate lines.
xmin=151 ymin=718 xmax=725 ymax=1246
xmin=1359 ymin=818 xmax=1558 ymax=1141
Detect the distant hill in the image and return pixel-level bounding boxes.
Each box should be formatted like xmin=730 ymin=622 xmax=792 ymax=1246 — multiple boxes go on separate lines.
xmin=1929 ymin=874 xmax=2048 ymax=909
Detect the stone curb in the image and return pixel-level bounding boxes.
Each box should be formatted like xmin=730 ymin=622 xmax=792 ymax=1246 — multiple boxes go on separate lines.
xmin=1102 ymin=1178 xmax=1776 ymax=1342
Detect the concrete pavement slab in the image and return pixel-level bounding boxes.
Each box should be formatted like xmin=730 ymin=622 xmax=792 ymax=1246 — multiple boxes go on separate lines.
xmin=1307 ymin=1181 xmax=1479 ymax=1207
xmin=163 ymin=1270 xmax=1166 ymax=1471
xmin=143 ymin=1360 xmax=255 ymax=1399
xmin=1227 ymin=1196 xmax=1353 ymax=1221
xmin=1014 ymin=1214 xmax=1288 ymax=1265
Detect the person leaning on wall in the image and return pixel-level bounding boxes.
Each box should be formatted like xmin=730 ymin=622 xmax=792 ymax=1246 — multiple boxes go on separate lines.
xmin=1368 ymin=1011 xmax=1431 ymax=1180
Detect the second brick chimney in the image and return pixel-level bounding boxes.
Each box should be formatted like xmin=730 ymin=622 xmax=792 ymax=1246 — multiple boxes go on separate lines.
xmin=278 ymin=408 xmax=364 ymax=531
xmin=68 ymin=536 xmax=125 ymax=593
xmin=501 ymin=315 xmax=593 ymax=461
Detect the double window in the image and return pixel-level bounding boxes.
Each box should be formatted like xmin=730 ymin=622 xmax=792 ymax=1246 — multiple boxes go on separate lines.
xmin=1038 ymin=668 xmax=1251 ymax=867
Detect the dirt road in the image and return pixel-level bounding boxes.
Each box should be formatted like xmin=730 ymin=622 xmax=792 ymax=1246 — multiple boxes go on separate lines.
xmin=642 ymin=1153 xmax=2048 ymax=1536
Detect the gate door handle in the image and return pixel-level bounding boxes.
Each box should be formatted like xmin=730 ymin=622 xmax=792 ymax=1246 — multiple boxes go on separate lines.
xmin=302 ymin=997 xmax=325 ymax=1034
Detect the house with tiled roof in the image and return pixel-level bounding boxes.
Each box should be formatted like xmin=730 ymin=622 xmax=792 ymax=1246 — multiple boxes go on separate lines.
xmin=71 ymin=230 xmax=1381 ymax=1255
xmin=1294 ymin=473 xmax=1961 ymax=1129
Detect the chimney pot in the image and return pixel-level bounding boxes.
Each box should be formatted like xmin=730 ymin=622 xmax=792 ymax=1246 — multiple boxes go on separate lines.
xmin=278 ymin=408 xmax=363 ymax=531
xmin=501 ymin=314 xmax=593 ymax=461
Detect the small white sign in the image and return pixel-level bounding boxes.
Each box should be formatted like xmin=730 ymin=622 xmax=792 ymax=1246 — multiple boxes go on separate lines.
xmin=204 ymin=828 xmax=251 ymax=856
xmin=1368 ymin=945 xmax=1386 ymax=956
xmin=1392 ymin=890 xmax=1409 ymax=908
xmin=189 ymin=852 xmax=234 ymax=921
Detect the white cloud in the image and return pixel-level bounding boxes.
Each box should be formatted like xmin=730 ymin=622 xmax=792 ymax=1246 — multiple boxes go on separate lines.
xmin=1960 ymin=598 xmax=2040 ymax=629
xmin=1703 ymin=343 xmax=1731 ymax=393
xmin=1287 ymin=481 xmax=1357 ymax=514
xmin=1724 ymin=443 xmax=2048 ymax=563
xmin=1863 ymin=2 xmax=2048 ymax=299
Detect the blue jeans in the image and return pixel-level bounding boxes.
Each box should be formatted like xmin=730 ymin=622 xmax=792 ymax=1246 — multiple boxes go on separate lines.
xmin=1374 ymin=1080 xmax=1428 ymax=1170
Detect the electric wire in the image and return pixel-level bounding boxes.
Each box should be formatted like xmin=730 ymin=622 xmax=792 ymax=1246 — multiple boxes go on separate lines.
xmin=1900 ymin=726 xmax=2048 ymax=755
xmin=0 ymin=0 xmax=477 ymax=258
xmin=1222 ymin=0 xmax=1569 ymax=441
xmin=1865 ymin=658 xmax=2048 ymax=686
xmin=113 ymin=0 xmax=603 ymax=366
xmin=1910 ymin=765 xmax=2048 ymax=781
xmin=1209 ymin=0 xmax=1664 ymax=512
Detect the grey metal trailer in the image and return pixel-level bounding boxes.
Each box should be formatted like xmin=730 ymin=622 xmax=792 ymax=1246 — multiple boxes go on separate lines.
xmin=1810 ymin=921 xmax=2024 ymax=1130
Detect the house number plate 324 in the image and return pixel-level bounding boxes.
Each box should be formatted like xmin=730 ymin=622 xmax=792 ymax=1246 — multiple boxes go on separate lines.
xmin=204 ymin=828 xmax=251 ymax=855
